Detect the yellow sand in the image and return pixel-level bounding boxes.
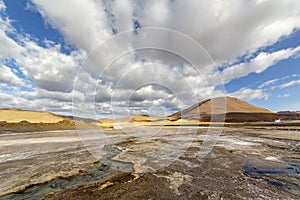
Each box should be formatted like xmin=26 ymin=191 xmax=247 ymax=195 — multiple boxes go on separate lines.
xmin=98 ymin=96 xmax=274 ymax=128
xmin=198 ymin=96 xmax=273 ymax=114
xmin=0 ymin=109 xmax=66 ymax=123
xmin=97 ymin=118 xmax=116 ymax=128
xmin=170 ymin=96 xmax=273 ymax=120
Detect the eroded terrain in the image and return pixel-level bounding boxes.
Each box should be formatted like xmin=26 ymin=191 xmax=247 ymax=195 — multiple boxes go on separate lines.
xmin=0 ymin=126 xmax=299 ymax=199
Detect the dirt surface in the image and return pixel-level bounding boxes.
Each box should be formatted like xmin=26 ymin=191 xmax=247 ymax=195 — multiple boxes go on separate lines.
xmin=43 ymin=149 xmax=298 ymax=199
xmin=44 ymin=147 xmax=295 ymax=200
xmin=1 ymin=127 xmax=299 ymax=200
xmin=0 ymin=130 xmax=99 ymax=196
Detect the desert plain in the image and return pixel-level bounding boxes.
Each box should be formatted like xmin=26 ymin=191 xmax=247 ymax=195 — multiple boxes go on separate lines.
xmin=0 ymin=125 xmax=299 ymax=199
xmin=0 ymin=97 xmax=299 ymax=199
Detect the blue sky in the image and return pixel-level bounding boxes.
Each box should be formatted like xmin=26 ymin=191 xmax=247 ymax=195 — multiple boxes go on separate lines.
xmin=0 ymin=0 xmax=300 ymax=118
xmin=3 ymin=1 xmax=60 ymax=45
xmin=225 ymin=30 xmax=300 ymax=111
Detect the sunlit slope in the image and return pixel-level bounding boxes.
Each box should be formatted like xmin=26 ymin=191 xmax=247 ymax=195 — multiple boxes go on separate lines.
xmin=169 ymin=96 xmax=274 ymax=121
xmin=0 ymin=109 xmax=69 ymax=123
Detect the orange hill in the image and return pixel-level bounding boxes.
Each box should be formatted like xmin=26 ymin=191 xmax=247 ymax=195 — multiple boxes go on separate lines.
xmin=169 ymin=96 xmax=275 ymax=122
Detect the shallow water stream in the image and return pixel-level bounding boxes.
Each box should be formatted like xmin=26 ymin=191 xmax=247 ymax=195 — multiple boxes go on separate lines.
xmin=243 ymin=161 xmax=300 ymax=197
xmin=1 ymin=144 xmax=134 ymax=200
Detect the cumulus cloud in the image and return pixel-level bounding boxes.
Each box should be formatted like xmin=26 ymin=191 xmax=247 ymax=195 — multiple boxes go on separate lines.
xmin=130 ymin=85 xmax=174 ymax=102
xmin=0 ymin=89 xmax=69 ymax=113
xmin=30 ymin=0 xmax=300 ymax=65
xmin=131 ymin=0 xmax=300 ymax=65
xmin=0 ymin=18 xmax=23 ymax=60
xmin=0 ymin=2 xmax=87 ymax=115
xmin=0 ymin=65 xmax=24 ymax=86
xmin=17 ymin=40 xmax=85 ymax=92
xmin=30 ymin=0 xmax=111 ymax=51
xmin=1 ymin=0 xmax=300 ymax=117
xmin=0 ymin=8 xmax=86 ymax=92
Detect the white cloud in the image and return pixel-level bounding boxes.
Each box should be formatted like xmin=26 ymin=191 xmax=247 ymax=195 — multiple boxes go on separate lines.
xmin=230 ymin=87 xmax=269 ymax=101
xmin=220 ymin=46 xmax=300 ymax=84
xmin=1 ymin=0 xmax=300 ymax=117
xmin=0 ymin=18 xmax=23 ymax=60
xmin=0 ymin=86 xmax=83 ymax=116
xmin=279 ymin=79 xmax=300 ymax=89
xmin=19 ymin=88 xmax=84 ymax=103
xmin=258 ymin=74 xmax=300 ymax=90
xmin=258 ymin=78 xmax=280 ymax=89
xmin=0 ymin=0 xmax=5 ymax=11
xmin=277 ymin=93 xmax=290 ymax=98
xmin=17 ymin=40 xmax=85 ymax=92
xmin=138 ymin=0 xmax=300 ymax=64
xmin=0 ymin=65 xmax=24 ymax=86
xmin=131 ymin=85 xmax=174 ymax=101
xmin=0 ymin=2 xmax=89 ymax=115
xmin=30 ymin=0 xmax=300 ymax=65
xmin=0 ymin=10 xmax=86 ymax=92
xmin=31 ymin=0 xmax=111 ymax=51
xmin=107 ymin=0 xmax=134 ymax=32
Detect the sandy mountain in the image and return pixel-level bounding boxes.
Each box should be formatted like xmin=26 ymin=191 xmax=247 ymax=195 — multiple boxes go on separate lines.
xmin=128 ymin=115 xmax=164 ymax=122
xmin=169 ymin=96 xmax=274 ymax=122
xmin=97 ymin=115 xmax=166 ymax=128
xmin=97 ymin=97 xmax=298 ymax=126
xmin=101 ymin=115 xmax=164 ymax=122
xmin=0 ymin=108 xmax=70 ymax=123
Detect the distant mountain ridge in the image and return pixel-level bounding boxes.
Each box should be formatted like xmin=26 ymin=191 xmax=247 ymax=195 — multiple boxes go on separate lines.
xmin=2 ymin=96 xmax=300 ymax=125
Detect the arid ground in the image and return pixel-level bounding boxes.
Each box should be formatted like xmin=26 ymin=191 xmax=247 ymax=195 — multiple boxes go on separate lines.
xmin=0 ymin=124 xmax=299 ymax=200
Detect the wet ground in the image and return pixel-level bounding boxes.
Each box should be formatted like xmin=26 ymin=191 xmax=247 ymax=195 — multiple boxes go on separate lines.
xmin=0 ymin=126 xmax=299 ymax=199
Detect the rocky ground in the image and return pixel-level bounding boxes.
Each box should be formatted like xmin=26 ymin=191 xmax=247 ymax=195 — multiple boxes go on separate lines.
xmin=0 ymin=126 xmax=299 ymax=199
